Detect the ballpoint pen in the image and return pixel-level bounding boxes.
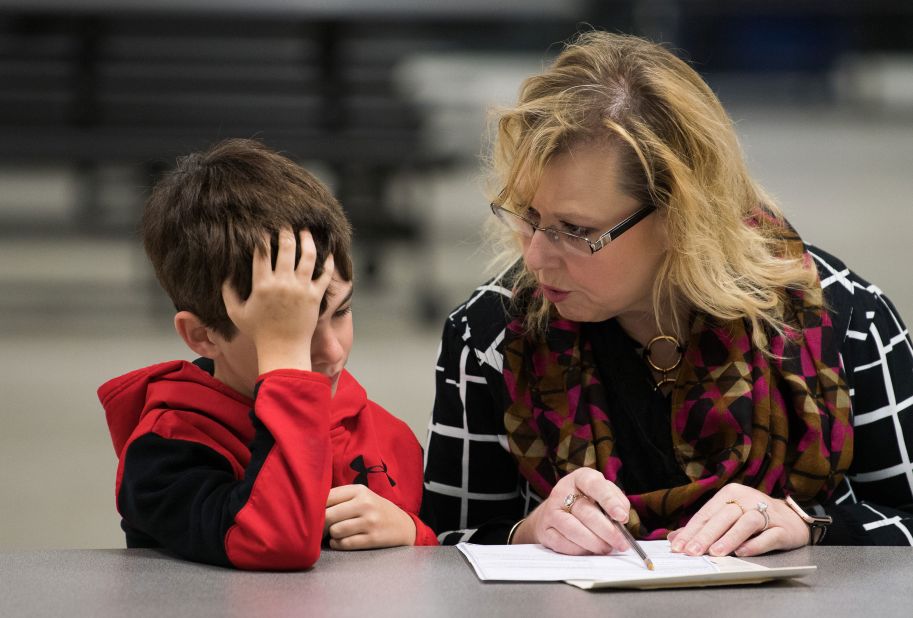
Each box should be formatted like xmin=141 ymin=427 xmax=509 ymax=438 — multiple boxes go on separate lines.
xmin=598 ymin=504 xmax=654 ymax=570
xmin=612 ymin=518 xmax=654 ymax=571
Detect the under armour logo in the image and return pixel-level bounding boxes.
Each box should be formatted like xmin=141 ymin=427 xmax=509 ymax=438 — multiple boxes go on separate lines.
xmin=349 ymin=455 xmax=396 ymax=487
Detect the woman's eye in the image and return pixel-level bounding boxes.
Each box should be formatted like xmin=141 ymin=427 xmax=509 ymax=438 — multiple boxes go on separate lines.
xmin=519 ymin=206 xmax=540 ymax=225
xmin=333 ymin=306 xmax=352 ymax=319
xmin=562 ymin=223 xmax=592 ymax=237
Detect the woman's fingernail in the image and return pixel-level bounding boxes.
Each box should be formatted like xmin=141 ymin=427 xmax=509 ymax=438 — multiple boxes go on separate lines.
xmin=611 ymin=507 xmax=627 ymax=520
xmin=670 ymin=541 xmax=683 ymax=552
xmin=686 ymin=542 xmax=702 ymax=555
xmin=710 ymin=542 xmax=725 ymax=556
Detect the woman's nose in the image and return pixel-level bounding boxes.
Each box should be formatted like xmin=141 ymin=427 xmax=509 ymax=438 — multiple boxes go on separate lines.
xmin=523 ymin=228 xmax=560 ymax=271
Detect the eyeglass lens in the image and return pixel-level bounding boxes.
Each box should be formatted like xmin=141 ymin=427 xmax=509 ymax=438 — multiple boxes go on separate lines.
xmin=494 ymin=205 xmax=593 ymax=255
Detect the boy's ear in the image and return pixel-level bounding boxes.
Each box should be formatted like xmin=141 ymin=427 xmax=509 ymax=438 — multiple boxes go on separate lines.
xmin=174 ymin=311 xmax=222 ymax=359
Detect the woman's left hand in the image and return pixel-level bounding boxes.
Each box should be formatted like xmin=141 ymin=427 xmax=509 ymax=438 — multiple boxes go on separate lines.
xmin=667 ymin=483 xmax=810 ymax=557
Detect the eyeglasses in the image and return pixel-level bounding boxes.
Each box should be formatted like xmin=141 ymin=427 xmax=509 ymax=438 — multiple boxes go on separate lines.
xmin=489 ymin=201 xmax=657 ymax=256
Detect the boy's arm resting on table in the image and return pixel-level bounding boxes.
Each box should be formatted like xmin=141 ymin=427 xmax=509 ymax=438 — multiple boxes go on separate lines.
xmin=819 ymin=265 xmax=913 ymax=545
xmin=421 ymin=303 xmax=529 ymax=545
xmin=118 ymin=371 xmax=333 ymax=570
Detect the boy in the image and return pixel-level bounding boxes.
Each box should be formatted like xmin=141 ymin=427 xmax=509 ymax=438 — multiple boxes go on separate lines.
xmin=98 ymin=139 xmax=437 ymax=570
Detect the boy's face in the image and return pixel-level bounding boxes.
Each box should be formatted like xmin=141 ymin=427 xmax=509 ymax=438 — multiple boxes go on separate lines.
xmin=212 ymin=272 xmax=354 ymax=398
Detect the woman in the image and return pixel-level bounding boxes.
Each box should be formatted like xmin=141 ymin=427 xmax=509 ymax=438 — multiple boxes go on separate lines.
xmin=421 ymin=31 xmax=913 ymax=557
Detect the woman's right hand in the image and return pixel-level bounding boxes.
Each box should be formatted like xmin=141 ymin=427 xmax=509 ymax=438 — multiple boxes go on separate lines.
xmin=510 ymin=468 xmax=632 ymax=555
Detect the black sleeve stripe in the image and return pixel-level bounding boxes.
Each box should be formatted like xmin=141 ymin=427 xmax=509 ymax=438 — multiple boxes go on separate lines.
xmin=118 ymin=411 xmax=276 ymax=566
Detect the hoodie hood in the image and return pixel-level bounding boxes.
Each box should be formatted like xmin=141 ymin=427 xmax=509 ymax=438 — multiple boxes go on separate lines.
xmin=329 ymin=369 xmax=367 ymax=425
xmin=98 ymin=360 xmax=252 ymax=456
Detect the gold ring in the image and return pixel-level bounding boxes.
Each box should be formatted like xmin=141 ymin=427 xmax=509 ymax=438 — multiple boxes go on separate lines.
xmin=725 ymin=499 xmax=745 ymax=516
xmin=562 ymin=493 xmax=581 ymax=515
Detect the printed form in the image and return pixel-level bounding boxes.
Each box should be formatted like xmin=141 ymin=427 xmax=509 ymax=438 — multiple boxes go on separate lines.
xmin=458 ymin=540 xmax=718 ymax=582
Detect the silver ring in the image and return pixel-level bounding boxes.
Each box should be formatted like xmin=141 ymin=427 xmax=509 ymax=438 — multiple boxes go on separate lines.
xmin=562 ymin=493 xmax=580 ymax=515
xmin=756 ymin=501 xmax=770 ymax=531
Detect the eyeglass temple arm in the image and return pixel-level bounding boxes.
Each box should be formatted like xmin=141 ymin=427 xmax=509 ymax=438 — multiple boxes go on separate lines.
xmin=591 ymin=204 xmax=657 ymax=250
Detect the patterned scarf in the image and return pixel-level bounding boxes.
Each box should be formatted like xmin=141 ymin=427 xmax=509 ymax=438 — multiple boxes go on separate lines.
xmin=502 ymin=223 xmax=853 ymax=539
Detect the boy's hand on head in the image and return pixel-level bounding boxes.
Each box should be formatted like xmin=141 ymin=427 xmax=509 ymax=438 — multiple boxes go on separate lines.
xmin=324 ymin=485 xmax=417 ymax=550
xmin=222 ymin=228 xmax=334 ymax=375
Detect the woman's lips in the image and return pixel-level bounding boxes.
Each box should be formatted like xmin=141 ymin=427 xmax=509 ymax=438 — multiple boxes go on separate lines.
xmin=540 ymin=285 xmax=570 ymax=303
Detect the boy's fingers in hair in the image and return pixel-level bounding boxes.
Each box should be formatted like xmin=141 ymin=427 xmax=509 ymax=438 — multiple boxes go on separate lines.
xmin=315 ymin=254 xmax=335 ymax=290
xmin=296 ymin=229 xmax=318 ymax=275
xmin=274 ymin=227 xmax=297 ymax=273
xmin=251 ymin=231 xmax=272 ymax=282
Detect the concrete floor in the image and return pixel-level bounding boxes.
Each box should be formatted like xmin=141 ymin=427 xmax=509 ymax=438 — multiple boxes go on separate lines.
xmin=1 ymin=105 xmax=912 ymax=550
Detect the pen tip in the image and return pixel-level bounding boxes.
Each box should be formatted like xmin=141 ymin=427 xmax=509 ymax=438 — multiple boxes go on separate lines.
xmin=646 ymin=560 xmax=655 ymax=571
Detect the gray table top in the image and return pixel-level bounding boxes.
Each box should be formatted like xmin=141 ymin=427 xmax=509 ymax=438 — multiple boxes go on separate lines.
xmin=1 ymin=545 xmax=910 ymax=618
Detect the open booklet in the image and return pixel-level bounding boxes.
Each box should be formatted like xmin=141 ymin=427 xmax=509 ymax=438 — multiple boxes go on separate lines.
xmin=457 ymin=541 xmax=816 ymax=590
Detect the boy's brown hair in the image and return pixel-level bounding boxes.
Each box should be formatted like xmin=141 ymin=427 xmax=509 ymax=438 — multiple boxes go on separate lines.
xmin=142 ymin=138 xmax=353 ymax=339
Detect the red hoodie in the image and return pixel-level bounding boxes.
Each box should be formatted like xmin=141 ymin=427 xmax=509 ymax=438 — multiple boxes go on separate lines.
xmin=99 ymin=359 xmax=437 ymax=570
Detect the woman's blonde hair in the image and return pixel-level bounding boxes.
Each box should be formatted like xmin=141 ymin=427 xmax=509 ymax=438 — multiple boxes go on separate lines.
xmin=488 ymin=31 xmax=821 ymax=350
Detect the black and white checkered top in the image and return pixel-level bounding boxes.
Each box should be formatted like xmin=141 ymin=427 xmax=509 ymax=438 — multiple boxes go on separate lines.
xmin=421 ymin=246 xmax=913 ymax=545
